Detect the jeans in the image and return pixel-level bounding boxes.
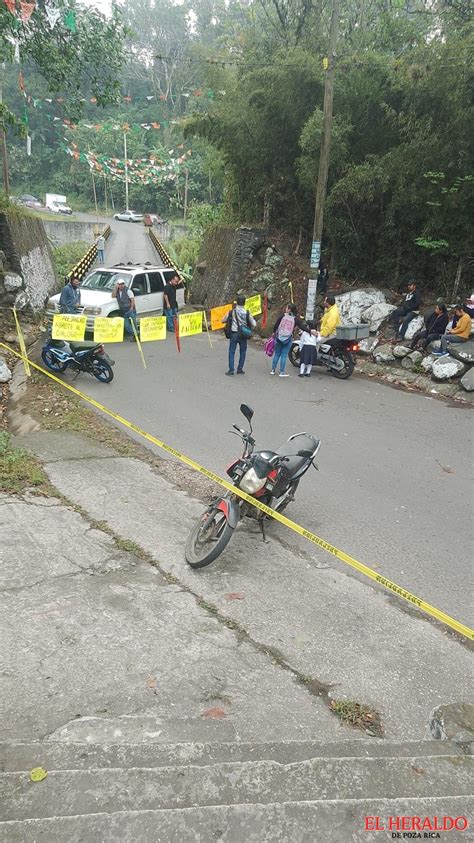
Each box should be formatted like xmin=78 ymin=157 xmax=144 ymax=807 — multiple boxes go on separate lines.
xmin=228 ymin=332 xmax=247 ymax=372
xmin=440 ymin=334 xmax=467 ymax=352
xmin=122 ymin=309 xmax=138 ymax=336
xmin=272 ymin=338 xmax=291 ymax=373
xmin=390 ymin=308 xmax=417 ymax=338
xmin=97 ymin=249 xmax=104 ymax=264
xmin=410 ymin=330 xmax=442 ymax=350
xmin=165 ymin=307 xmax=177 ymax=332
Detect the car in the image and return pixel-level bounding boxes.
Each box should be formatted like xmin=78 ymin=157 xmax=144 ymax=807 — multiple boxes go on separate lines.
xmin=18 ymin=194 xmax=42 ymax=208
xmin=47 ymin=200 xmax=73 ymax=215
xmin=46 ymin=263 xmax=186 ymax=331
xmin=114 ymin=210 xmax=144 ymax=222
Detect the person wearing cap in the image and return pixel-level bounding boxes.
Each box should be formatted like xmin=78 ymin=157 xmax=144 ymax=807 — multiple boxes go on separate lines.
xmin=389 ymin=280 xmax=422 ymax=341
xmin=112 ymin=279 xmax=138 ymax=341
xmin=59 ymin=275 xmax=81 ymax=314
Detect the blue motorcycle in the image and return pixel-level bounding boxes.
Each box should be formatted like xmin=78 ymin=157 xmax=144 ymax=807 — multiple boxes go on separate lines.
xmin=41 ymin=339 xmax=114 ymax=383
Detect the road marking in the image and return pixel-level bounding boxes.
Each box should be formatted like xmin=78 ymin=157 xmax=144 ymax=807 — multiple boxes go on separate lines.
xmin=2 ymin=341 xmax=472 ymax=641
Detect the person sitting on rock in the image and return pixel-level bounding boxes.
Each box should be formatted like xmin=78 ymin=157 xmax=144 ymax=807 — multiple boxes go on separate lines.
xmin=389 ymin=280 xmax=421 ymax=341
xmin=433 ymin=304 xmax=472 ymax=356
xmin=410 ymin=304 xmax=449 ymax=351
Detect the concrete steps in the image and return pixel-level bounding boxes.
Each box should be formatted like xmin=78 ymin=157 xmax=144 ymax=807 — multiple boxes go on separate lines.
xmin=0 ymin=740 xmax=471 ymax=842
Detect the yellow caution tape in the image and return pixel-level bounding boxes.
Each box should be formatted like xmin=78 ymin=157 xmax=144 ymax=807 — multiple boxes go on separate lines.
xmin=12 ymin=308 xmax=30 ymax=377
xmin=2 ymin=341 xmax=472 ymax=641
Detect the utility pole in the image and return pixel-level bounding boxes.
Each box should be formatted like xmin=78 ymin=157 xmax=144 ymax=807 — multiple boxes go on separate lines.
xmin=183 ymin=167 xmax=189 ymax=223
xmin=123 ymin=131 xmax=129 ymax=210
xmin=0 ymin=67 xmax=10 ymax=197
xmin=306 ymin=0 xmax=339 ymax=321
xmin=104 ymin=174 xmax=108 ymax=215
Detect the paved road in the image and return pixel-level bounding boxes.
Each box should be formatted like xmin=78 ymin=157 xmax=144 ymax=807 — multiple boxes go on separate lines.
xmin=76 ymin=213 xmax=159 ymax=266
xmin=75 ymin=222 xmax=474 ymax=626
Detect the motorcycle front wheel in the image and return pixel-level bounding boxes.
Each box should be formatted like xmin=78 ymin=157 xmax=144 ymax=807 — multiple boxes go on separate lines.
xmin=41 ymin=348 xmax=68 ymax=373
xmin=331 ymin=350 xmax=354 ymax=379
xmin=91 ymin=359 xmax=114 ymax=383
xmin=289 ymin=343 xmax=301 ymax=368
xmin=185 ymin=508 xmax=234 ymax=568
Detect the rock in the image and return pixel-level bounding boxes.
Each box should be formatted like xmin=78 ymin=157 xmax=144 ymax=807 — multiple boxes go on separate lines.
xmin=357 ymin=336 xmax=379 ymax=355
xmin=428 ymin=339 xmax=441 ymax=352
xmin=431 ymin=356 xmax=467 ymax=381
xmin=0 ymin=359 xmax=12 ymax=382
xmin=373 ymin=343 xmax=395 ymax=363
xmin=335 ymin=288 xmax=388 ymax=327
xmin=4 ymin=272 xmax=23 ymax=292
xmin=447 ymin=339 xmax=474 ymax=365
xmin=360 ymin=301 xmax=396 ymax=332
xmin=392 ymin=345 xmax=411 ymax=358
xmin=401 ymin=356 xmax=415 ymax=370
xmin=408 ymin=350 xmax=423 ymax=364
xmin=403 ymin=315 xmax=425 ymax=339
xmin=14 ymin=290 xmax=29 ymax=310
xmin=421 ymin=355 xmax=435 ymax=373
xmin=429 ymin=702 xmax=474 ymax=746
xmin=460 ymin=367 xmax=474 ymax=391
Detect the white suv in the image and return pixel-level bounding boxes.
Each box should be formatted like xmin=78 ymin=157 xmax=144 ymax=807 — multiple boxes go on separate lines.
xmin=47 ymin=263 xmax=185 ymax=330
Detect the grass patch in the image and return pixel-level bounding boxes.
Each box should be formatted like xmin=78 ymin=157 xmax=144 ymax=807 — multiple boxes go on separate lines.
xmin=52 ymin=240 xmax=90 ymax=278
xmin=0 ymin=431 xmax=48 ymax=494
xmin=330 ymin=698 xmax=383 ymax=736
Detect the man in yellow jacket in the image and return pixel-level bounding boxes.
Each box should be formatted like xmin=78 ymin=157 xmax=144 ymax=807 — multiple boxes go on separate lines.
xmin=317 ymin=295 xmax=341 ymax=344
xmin=435 ymin=304 xmax=472 ymax=355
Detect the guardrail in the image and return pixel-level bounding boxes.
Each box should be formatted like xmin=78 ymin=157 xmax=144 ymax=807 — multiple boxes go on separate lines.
xmin=66 ymin=224 xmax=111 ymax=282
xmin=148 ymin=228 xmax=179 ymax=272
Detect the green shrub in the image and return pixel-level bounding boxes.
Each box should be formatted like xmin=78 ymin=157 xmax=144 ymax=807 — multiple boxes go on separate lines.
xmin=53 ymin=241 xmax=90 ymax=279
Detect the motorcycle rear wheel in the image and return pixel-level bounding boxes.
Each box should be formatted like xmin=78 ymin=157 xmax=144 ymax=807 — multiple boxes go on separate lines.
xmin=91 ymin=359 xmax=114 ymax=383
xmin=331 ymin=350 xmax=354 ymax=379
xmin=185 ymin=508 xmax=234 ymax=568
xmin=41 ymin=348 xmax=68 ymax=373
xmin=289 ymin=343 xmax=300 ymax=368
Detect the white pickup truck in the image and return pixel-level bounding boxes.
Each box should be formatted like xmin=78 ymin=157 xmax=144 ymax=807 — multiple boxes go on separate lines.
xmin=45 ymin=193 xmax=73 ymax=215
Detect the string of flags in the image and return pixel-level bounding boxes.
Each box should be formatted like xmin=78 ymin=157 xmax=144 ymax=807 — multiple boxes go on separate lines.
xmin=62 ymin=143 xmax=193 ymax=185
xmin=19 ymin=87 xmax=219 ymax=107
xmin=3 ymin=0 xmax=77 ymax=29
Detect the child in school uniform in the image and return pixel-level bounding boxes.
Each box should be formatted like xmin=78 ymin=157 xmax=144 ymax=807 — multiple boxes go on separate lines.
xmin=299 ymin=320 xmax=317 ymax=377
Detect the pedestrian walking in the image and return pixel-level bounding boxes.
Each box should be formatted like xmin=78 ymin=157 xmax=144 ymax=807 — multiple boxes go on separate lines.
xmin=112 ymin=278 xmax=138 ymax=341
xmin=271 ymin=304 xmax=306 ymax=377
xmin=96 ymin=234 xmax=105 ymax=265
xmin=163 ymin=274 xmax=180 ymax=332
xmin=59 ymin=275 xmax=81 ymax=314
xmin=298 ymin=321 xmax=317 ymax=377
xmin=222 ymin=294 xmax=256 ymax=375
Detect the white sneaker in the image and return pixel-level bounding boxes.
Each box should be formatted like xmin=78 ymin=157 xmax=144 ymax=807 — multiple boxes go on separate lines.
xmin=270 ymin=370 xmax=275 ymax=375
xmin=279 ymin=373 xmax=289 ymax=377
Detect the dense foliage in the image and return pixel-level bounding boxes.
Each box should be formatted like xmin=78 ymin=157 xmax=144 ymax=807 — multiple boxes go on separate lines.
xmin=2 ymin=0 xmax=473 ymax=290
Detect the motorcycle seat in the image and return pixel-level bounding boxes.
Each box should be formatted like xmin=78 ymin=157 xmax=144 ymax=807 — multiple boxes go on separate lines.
xmin=69 ymin=341 xmax=100 ymax=352
xmin=276 ymin=434 xmax=320 ymax=473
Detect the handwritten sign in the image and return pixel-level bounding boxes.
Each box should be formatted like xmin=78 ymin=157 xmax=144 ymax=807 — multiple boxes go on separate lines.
xmin=93 ymin=317 xmax=124 ymax=344
xmin=210 ymin=303 xmax=232 ymax=331
xmin=245 ymin=295 xmax=262 ymax=317
xmin=52 ymin=314 xmax=87 ymax=341
xmin=178 ymin=311 xmax=203 ymax=337
xmin=140 ymin=316 xmax=166 ymax=342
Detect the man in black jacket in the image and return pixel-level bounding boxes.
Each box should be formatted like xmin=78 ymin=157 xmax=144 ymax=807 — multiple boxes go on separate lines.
xmin=389 ymin=280 xmax=422 ymax=340
xmin=410 ymin=304 xmax=449 ymax=350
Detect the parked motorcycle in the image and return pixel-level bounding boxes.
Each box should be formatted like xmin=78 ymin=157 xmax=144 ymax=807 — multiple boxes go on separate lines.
xmin=41 ymin=339 xmax=114 ymax=383
xmin=289 ymin=334 xmax=357 ymax=379
xmin=185 ymin=404 xmax=320 ymax=568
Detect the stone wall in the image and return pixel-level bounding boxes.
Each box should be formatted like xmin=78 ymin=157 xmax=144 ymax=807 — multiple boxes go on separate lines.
xmin=190 ymin=225 xmax=266 ymax=307
xmin=0 ymin=210 xmax=59 ymax=315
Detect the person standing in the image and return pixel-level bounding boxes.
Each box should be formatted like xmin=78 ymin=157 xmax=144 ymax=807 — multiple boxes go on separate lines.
xmin=271 ymin=303 xmax=306 ymax=377
xmin=96 ymin=234 xmax=105 ymax=265
xmin=112 ymin=279 xmax=138 ymax=341
xmin=299 ymin=321 xmax=317 ymax=377
xmin=433 ymin=305 xmax=472 ymax=355
xmin=222 ymin=294 xmax=256 ymax=375
xmin=163 ymin=274 xmax=180 ymax=332
xmin=59 ymin=275 xmax=81 ymax=314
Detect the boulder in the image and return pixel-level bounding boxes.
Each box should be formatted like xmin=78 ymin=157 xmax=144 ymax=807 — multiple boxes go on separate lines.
xmin=447 ymin=339 xmax=474 ymax=365
xmin=0 ymin=359 xmax=12 ymax=382
xmin=358 ymin=336 xmax=379 ymax=355
xmin=460 ymin=367 xmax=474 ymax=392
xmin=431 ymin=356 xmax=467 ymax=381
xmin=14 ymin=290 xmax=29 ymax=310
xmin=392 ymin=345 xmax=411 ymax=358
xmin=408 ymin=350 xmax=423 ymax=364
xmin=428 ymin=339 xmax=441 ymax=353
xmin=373 ymin=343 xmax=395 ymax=363
xmin=360 ymin=302 xmax=396 ymax=332
xmin=4 ymin=272 xmax=23 ymax=292
xmin=335 ymin=288 xmax=387 ymax=326
xmin=430 ymin=702 xmax=474 ymax=747
xmin=403 ymin=315 xmax=425 ymax=340
xmin=401 ymin=356 xmax=415 ymax=370
xmin=421 ymin=355 xmax=435 ymax=373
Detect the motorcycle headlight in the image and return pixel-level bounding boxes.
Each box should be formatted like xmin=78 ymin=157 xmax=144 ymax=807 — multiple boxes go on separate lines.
xmin=82 ymin=307 xmax=102 ymax=315
xmin=239 ymin=467 xmax=266 ymax=494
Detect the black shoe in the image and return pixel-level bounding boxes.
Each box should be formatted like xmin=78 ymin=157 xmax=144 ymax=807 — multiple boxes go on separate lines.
xmin=298 ymin=373 xmax=304 ymax=378
xmin=236 ymin=369 xmax=245 ymax=374
xmin=225 ymin=370 xmax=234 ymax=376
xmin=304 ymin=373 xmax=311 ymax=377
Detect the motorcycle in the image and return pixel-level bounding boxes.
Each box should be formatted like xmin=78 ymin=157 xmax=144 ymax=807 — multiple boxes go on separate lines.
xmin=41 ymin=339 xmax=114 ymax=383
xmin=289 ymin=333 xmax=357 ymax=379
xmin=185 ymin=404 xmax=320 ymax=568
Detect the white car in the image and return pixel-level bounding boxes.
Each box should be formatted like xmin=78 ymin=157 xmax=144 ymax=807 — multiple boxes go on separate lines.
xmin=114 ymin=210 xmax=143 ymax=222
xmin=48 ymin=201 xmax=73 ymax=215
xmin=47 ymin=263 xmax=185 ymax=330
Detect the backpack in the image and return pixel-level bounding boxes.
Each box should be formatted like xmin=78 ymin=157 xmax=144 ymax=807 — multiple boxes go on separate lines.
xmin=224 ymin=310 xmax=233 ymax=338
xmin=237 ymin=309 xmax=253 ymax=338
xmin=277 ymin=313 xmax=295 ymax=343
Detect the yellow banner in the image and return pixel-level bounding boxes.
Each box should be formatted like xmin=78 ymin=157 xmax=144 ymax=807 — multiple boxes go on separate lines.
xmin=93 ymin=317 xmax=124 ymax=344
xmin=140 ymin=316 xmax=167 ymax=342
xmin=178 ymin=311 xmax=203 ymax=337
xmin=245 ymin=295 xmax=262 ymax=317
xmin=210 ymin=303 xmax=232 ymax=331
xmin=52 ymin=314 xmax=87 ymax=341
